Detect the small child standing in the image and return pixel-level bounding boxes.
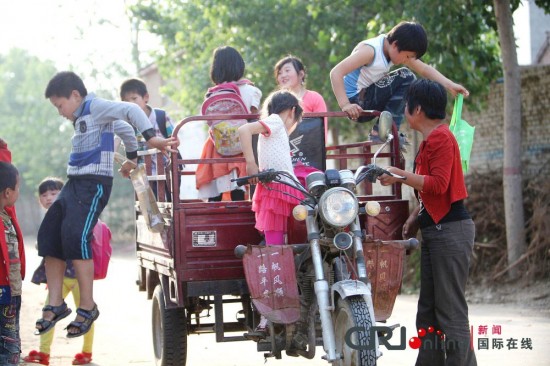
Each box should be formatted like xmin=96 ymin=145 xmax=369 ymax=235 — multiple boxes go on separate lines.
xmin=24 ymin=177 xmax=98 ymax=365
xmin=119 ymin=78 xmax=174 ymax=165
xmin=119 ymin=78 xmax=176 ymax=200
xmin=0 ymin=161 xmax=24 ymax=366
xmin=238 ymin=90 xmax=304 ymax=245
xmin=196 ymin=46 xmax=262 ymax=202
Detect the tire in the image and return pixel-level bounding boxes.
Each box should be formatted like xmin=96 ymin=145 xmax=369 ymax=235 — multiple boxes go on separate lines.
xmin=152 ymin=285 xmax=187 ymax=366
xmin=334 ymin=296 xmax=377 ymax=366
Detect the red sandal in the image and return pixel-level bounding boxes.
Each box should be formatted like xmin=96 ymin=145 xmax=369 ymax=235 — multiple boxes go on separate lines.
xmin=23 ymin=350 xmax=50 ymax=365
xmin=72 ymin=352 xmax=92 ymax=365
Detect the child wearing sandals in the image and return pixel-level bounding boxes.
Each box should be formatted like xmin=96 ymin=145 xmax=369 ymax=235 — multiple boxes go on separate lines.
xmin=24 ymin=178 xmax=94 ymax=365
xmin=35 ymin=71 xmax=178 ymax=341
xmin=0 ymin=140 xmax=25 ymax=366
xmin=238 ymin=90 xmax=304 ymax=246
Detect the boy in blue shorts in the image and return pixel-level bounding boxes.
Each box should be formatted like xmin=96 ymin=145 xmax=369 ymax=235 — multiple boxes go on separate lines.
xmin=330 ymin=21 xmax=469 ymax=140
xmin=35 ymin=71 xmax=178 ymax=339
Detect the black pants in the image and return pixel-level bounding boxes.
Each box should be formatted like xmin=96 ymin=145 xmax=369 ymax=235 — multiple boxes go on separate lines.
xmin=350 ymin=67 xmax=415 ymax=130
xmin=416 ymin=219 xmax=477 ymax=366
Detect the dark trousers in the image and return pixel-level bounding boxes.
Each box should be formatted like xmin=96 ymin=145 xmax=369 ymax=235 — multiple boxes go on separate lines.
xmin=350 ymin=67 xmax=416 ymax=130
xmin=416 ymin=219 xmax=477 ymax=366
xmin=0 ymin=295 xmax=21 ymax=366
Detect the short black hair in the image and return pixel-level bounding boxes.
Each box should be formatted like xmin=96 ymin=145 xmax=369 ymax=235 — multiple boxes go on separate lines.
xmin=264 ymin=90 xmax=303 ymax=121
xmin=274 ymin=55 xmax=307 ymax=84
xmin=210 ymin=46 xmax=245 ymax=84
xmin=120 ymin=78 xmax=148 ymax=100
xmin=387 ymin=21 xmax=428 ymax=59
xmin=405 ymin=79 xmax=447 ymax=120
xmin=0 ymin=162 xmax=18 ymax=193
xmin=38 ymin=177 xmax=64 ymax=195
xmin=44 ymin=71 xmax=88 ymax=99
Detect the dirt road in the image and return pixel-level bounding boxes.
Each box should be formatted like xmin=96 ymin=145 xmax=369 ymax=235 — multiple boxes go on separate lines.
xmin=19 ymin=241 xmax=550 ymax=366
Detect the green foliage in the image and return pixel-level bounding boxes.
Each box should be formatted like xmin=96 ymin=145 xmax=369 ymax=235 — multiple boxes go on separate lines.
xmin=0 ymin=49 xmax=71 ymax=195
xmin=131 ymin=0 xmax=503 ymax=139
xmin=0 ymin=49 xmax=136 ymax=240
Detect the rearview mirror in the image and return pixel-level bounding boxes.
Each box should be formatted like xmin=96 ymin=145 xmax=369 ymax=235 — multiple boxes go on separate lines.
xmin=378 ymin=111 xmax=393 ymax=142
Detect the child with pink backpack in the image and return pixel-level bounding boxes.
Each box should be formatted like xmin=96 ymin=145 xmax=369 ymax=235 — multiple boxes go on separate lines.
xmin=24 ymin=177 xmax=111 ymax=365
xmin=195 ymin=46 xmax=262 ymax=201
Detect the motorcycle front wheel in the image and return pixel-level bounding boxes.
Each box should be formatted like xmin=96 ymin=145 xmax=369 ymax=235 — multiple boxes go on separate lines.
xmin=334 ymin=295 xmax=377 ymax=366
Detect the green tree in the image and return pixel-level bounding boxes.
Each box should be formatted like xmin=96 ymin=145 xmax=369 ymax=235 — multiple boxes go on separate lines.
xmin=0 ymin=48 xmax=136 ymax=239
xmin=130 ymin=0 xmax=502 ymax=140
xmin=493 ymin=0 xmax=549 ymax=279
xmin=0 ymin=49 xmax=70 ymax=194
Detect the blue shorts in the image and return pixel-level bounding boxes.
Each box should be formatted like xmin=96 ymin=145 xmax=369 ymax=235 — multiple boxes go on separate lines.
xmin=37 ymin=175 xmax=112 ymax=260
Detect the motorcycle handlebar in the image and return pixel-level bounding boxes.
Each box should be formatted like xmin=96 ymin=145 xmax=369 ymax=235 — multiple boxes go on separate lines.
xmin=233 ymin=169 xmax=282 ymax=186
xmin=380 ymin=238 xmax=419 ymax=251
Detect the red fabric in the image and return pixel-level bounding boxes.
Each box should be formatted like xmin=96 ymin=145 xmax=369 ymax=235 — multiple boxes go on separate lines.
xmin=0 ymin=139 xmax=11 ymax=162
xmin=195 ymin=138 xmax=247 ymax=189
xmin=0 ymin=141 xmax=26 ymax=287
xmin=415 ymin=124 xmax=468 ymax=224
xmin=92 ymin=219 xmax=112 ymax=280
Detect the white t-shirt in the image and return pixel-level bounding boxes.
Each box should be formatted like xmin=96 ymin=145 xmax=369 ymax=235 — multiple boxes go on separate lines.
xmin=257 ymin=114 xmax=297 ymax=184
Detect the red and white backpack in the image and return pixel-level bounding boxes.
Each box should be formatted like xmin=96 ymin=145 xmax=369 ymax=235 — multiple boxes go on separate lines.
xmin=201 ymin=80 xmax=253 ymax=156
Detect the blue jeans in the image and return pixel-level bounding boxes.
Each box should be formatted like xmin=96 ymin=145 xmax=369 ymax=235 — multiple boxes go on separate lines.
xmin=350 ymin=67 xmax=416 ymax=130
xmin=0 ymin=295 xmax=21 ymax=366
xmin=415 ymin=220 xmax=477 ymax=366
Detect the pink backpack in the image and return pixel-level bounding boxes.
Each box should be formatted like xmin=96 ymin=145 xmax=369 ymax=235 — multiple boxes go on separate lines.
xmin=92 ymin=219 xmax=112 ymax=280
xmin=201 ymin=80 xmax=252 ymax=156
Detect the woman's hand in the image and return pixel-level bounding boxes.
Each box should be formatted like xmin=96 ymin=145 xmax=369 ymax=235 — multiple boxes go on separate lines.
xmin=378 ymin=166 xmax=400 ymax=186
xmin=402 ymin=207 xmax=420 ymax=239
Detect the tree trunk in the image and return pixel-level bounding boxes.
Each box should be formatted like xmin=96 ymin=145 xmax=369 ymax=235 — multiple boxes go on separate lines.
xmin=493 ymin=0 xmax=526 ymax=279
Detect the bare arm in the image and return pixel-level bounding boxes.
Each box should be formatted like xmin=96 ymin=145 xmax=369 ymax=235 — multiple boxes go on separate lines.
xmin=238 ymin=121 xmax=268 ymax=184
xmin=406 ymin=59 xmax=470 ymax=97
xmin=330 ymin=43 xmax=375 ymax=119
xmin=378 ymin=166 xmax=425 ymax=191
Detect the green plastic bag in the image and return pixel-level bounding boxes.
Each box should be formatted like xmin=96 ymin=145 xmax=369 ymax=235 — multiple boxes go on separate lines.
xmin=449 ymin=94 xmax=475 ymax=172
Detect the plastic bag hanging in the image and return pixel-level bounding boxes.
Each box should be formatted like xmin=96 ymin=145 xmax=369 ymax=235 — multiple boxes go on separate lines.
xmin=449 ymin=94 xmax=475 ymax=172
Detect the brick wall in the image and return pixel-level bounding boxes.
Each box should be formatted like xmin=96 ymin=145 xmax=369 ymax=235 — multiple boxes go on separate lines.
xmin=462 ymin=64 xmax=550 ymax=178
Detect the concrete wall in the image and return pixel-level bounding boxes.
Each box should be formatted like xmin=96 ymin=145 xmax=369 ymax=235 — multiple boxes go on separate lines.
xmin=462 ymin=64 xmax=550 ymax=178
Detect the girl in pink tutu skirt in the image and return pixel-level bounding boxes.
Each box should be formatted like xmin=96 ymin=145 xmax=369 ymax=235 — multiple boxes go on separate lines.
xmin=238 ymin=90 xmax=304 ymax=245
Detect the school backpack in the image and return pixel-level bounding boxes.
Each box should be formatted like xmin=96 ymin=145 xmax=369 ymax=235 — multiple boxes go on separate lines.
xmin=201 ymin=80 xmax=252 ymax=156
xmin=154 ymin=109 xmax=172 ymax=138
xmin=92 ymin=219 xmax=112 ymax=280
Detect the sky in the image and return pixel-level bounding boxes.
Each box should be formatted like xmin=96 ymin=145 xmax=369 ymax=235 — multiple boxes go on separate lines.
xmin=0 ymin=0 xmax=159 ymax=91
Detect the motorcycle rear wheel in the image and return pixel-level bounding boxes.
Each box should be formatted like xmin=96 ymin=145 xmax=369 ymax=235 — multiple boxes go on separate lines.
xmin=334 ymin=295 xmax=377 ymax=366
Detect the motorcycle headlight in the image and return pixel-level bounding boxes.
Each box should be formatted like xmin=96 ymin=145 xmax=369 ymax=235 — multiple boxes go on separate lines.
xmin=318 ymin=187 xmax=359 ymax=227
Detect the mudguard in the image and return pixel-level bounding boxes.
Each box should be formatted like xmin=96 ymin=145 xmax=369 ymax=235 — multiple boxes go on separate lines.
xmin=331 ymin=279 xmax=372 ymax=308
xmin=242 ymin=245 xmax=300 ymax=324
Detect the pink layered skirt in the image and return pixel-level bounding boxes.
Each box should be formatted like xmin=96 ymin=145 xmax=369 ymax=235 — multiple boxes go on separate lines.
xmin=252 ymin=182 xmax=304 ymax=232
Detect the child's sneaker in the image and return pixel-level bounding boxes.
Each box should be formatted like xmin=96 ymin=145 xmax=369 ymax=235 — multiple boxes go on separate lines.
xmin=23 ymin=350 xmax=50 ymax=365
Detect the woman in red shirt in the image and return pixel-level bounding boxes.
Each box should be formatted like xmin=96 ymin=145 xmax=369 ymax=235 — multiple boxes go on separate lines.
xmin=379 ymin=79 xmax=476 ymax=366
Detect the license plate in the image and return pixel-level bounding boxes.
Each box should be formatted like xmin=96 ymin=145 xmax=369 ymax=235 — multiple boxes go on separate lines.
xmin=192 ymin=231 xmax=217 ymax=247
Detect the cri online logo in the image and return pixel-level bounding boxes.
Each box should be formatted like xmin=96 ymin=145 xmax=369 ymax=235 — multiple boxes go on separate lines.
xmin=409 ymin=326 xmax=444 ymax=349
xmin=345 ymin=325 xmax=469 ymax=351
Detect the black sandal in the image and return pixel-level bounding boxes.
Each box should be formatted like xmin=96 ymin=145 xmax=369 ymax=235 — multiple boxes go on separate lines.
xmin=66 ymin=304 xmax=100 ymax=338
xmin=34 ymin=302 xmax=72 ymax=335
